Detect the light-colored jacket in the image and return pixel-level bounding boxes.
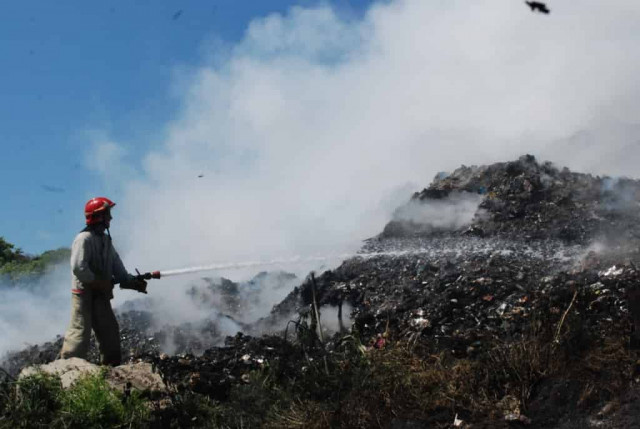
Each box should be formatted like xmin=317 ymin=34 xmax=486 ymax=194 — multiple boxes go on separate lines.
xmin=70 ymin=230 xmax=131 ymax=298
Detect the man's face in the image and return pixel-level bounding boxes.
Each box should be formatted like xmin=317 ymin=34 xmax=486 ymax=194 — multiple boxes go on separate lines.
xmin=104 ymin=209 xmax=112 ymax=228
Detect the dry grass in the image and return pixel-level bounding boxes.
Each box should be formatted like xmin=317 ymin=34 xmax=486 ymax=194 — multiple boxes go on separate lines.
xmin=265 ymin=400 xmax=331 ymax=429
xmin=486 ymin=335 xmax=561 ymax=408
xmin=265 ymin=345 xmax=494 ymax=428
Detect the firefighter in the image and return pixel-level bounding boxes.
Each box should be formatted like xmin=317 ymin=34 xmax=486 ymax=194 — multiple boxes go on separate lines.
xmin=60 ymin=197 xmax=147 ymax=366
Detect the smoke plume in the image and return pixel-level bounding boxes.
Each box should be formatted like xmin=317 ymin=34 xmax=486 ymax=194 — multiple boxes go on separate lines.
xmin=7 ymin=0 xmax=640 ymax=357
xmin=102 ymin=1 xmax=640 ymax=277
xmin=99 ymin=0 xmax=640 ymax=322
xmin=0 ymin=265 xmax=70 ymax=358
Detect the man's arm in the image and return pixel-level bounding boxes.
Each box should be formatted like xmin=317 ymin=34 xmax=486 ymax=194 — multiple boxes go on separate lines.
xmin=112 ymin=246 xmax=147 ymax=293
xmin=71 ymin=234 xmax=96 ymax=284
xmin=111 ymin=249 xmax=130 ymax=285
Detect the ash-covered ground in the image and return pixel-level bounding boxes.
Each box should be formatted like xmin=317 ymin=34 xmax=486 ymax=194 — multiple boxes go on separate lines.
xmin=4 ymin=155 xmax=640 ymax=428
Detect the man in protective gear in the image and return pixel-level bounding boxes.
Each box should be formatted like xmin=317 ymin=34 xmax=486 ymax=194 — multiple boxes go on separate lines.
xmin=60 ymin=197 xmax=147 ymax=366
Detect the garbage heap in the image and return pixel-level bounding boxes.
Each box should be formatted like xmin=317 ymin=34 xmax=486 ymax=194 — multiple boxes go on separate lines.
xmin=257 ymin=154 xmax=640 ymax=426
xmin=5 ymin=155 xmax=640 ymax=428
xmin=142 ymin=155 xmax=640 ymax=427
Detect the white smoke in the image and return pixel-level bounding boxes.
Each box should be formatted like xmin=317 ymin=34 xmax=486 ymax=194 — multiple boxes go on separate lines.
xmin=0 ymin=264 xmax=71 ymax=358
xmin=318 ymin=304 xmax=354 ymax=335
xmin=392 ymin=192 xmax=484 ymax=231
xmin=89 ymin=1 xmax=640 ymax=322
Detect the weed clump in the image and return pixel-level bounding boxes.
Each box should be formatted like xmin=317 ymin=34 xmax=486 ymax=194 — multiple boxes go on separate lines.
xmin=1 ymin=372 xmax=61 ymax=428
xmin=0 ymin=369 xmax=149 ymax=428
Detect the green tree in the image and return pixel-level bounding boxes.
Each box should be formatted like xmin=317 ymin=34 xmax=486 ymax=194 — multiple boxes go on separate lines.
xmin=0 ymin=237 xmax=70 ymax=283
xmin=0 ymin=236 xmax=26 ymax=266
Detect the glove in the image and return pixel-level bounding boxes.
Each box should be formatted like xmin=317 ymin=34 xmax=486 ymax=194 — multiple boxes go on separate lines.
xmin=121 ymin=278 xmax=148 ymax=294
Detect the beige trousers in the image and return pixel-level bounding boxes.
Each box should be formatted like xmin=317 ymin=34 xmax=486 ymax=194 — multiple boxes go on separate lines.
xmin=60 ymin=289 xmax=121 ymax=366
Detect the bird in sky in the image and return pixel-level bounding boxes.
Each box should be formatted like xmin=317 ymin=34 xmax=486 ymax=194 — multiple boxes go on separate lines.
xmin=198 ymin=174 xmax=204 ymax=178
xmin=41 ymin=184 xmax=65 ymax=193
xmin=172 ymin=10 xmax=183 ymax=21
xmin=525 ymin=1 xmax=550 ymax=14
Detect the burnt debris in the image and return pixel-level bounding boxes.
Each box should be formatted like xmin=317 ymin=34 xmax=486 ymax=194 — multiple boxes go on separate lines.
xmin=4 ymin=155 xmax=640 ymax=427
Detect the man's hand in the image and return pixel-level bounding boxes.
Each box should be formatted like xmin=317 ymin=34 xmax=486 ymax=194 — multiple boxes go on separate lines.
xmin=89 ymin=279 xmax=114 ymax=293
xmin=132 ymin=278 xmax=148 ymax=294
xmin=121 ymin=278 xmax=148 ymax=294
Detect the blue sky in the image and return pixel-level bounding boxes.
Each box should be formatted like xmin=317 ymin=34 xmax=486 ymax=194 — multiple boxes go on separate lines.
xmin=1 ymin=0 xmax=375 ymax=254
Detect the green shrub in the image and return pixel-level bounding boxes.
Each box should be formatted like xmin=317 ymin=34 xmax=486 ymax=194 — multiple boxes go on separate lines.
xmin=2 ymin=372 xmax=62 ymax=429
xmin=59 ymin=370 xmax=149 ymax=428
xmin=0 ymin=237 xmax=27 ymax=266
xmin=0 ymin=245 xmax=70 ymax=284
xmin=1 ymin=370 xmax=150 ymax=429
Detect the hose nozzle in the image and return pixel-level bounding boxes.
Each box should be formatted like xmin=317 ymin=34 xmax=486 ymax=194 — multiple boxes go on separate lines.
xmin=135 ymin=269 xmax=162 ymax=280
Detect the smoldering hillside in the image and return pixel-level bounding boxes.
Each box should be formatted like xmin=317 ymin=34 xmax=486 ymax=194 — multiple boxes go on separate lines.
xmin=6 ymin=155 xmax=640 ymax=428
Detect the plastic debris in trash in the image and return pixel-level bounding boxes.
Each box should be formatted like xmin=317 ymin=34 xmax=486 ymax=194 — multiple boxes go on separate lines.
xmin=496 ymin=303 xmax=508 ymax=317
xmin=504 ymin=414 xmax=531 ymax=425
xmin=374 ymin=334 xmax=386 ymax=349
xmin=411 ymin=317 xmax=431 ymax=329
xmin=600 ymin=266 xmax=624 ymax=278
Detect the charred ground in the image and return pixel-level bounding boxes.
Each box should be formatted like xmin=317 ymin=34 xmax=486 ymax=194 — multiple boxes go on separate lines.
xmin=3 ymin=155 xmax=640 ymax=428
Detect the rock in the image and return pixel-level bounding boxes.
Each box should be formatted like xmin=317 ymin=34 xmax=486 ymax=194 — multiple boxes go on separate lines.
xmin=19 ymin=358 xmax=166 ymax=395
xmin=19 ymin=357 xmax=100 ymax=388
xmin=107 ymin=362 xmax=166 ymax=395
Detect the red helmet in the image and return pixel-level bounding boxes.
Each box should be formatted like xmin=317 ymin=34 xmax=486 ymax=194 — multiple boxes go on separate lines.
xmin=84 ymin=197 xmax=116 ymax=225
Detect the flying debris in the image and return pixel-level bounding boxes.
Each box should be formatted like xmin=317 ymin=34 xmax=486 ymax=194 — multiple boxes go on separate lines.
xmin=525 ymin=1 xmax=550 ymax=14
xmin=41 ymin=184 xmax=65 ymax=193
xmin=172 ymin=10 xmax=183 ymax=20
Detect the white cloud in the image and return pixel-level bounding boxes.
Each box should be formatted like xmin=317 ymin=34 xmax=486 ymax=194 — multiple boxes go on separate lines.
xmin=85 ymin=140 xmax=127 ymax=175
xmin=83 ymin=132 xmax=139 ymax=193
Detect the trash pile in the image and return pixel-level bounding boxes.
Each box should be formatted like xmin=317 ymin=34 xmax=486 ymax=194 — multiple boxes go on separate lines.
xmin=383 ymin=154 xmax=640 ymax=244
xmin=267 ymin=155 xmax=640 ymax=356
xmin=143 ymin=333 xmax=304 ymax=401
xmin=285 ymin=238 xmax=640 ymax=357
xmin=4 ymin=155 xmax=640 ymax=427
